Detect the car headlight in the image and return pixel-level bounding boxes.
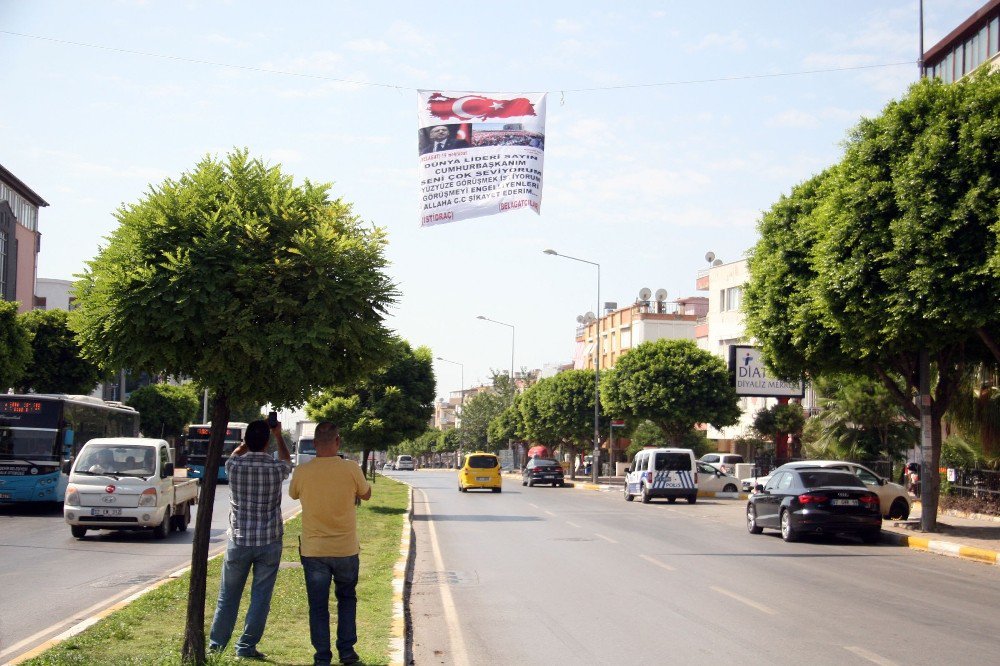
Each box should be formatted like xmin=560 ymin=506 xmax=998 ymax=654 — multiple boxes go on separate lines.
xmin=138 ymin=488 xmax=157 ymax=506
xmin=65 ymin=487 xmax=80 ymax=507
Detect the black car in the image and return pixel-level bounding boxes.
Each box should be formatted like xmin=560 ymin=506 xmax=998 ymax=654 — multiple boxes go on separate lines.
xmin=746 ymin=468 xmax=882 ymax=543
xmin=522 ymin=458 xmax=565 ymax=487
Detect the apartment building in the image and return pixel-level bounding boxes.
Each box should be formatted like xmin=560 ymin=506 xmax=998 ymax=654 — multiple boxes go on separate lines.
xmin=923 ymin=0 xmax=1000 ymax=81
xmin=0 ymin=163 xmax=48 ymax=312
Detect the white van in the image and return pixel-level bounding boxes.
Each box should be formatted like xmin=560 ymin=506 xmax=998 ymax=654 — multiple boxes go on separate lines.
xmin=624 ymin=448 xmax=698 ymax=504
xmin=395 ymin=454 xmax=415 ymax=471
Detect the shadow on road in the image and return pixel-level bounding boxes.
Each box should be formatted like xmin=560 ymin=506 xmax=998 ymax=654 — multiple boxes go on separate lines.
xmin=0 ymin=502 xmax=64 ymax=517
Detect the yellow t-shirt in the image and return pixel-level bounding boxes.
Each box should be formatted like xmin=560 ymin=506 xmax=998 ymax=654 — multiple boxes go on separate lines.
xmin=289 ymin=456 xmax=371 ymax=557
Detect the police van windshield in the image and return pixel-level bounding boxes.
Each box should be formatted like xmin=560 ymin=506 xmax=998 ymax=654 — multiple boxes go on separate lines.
xmin=654 ymin=452 xmax=691 ymax=471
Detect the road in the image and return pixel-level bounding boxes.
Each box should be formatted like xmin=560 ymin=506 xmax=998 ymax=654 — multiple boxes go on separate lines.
xmin=0 ymin=482 xmax=299 ymax=663
xmin=403 ymin=471 xmax=1000 ymax=666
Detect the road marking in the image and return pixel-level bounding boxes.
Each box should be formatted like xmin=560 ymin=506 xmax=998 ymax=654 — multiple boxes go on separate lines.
xmin=594 ymin=532 xmax=618 ymax=544
xmin=419 ymin=489 xmax=470 ymax=666
xmin=566 ymin=521 xmax=582 ymax=528
xmin=638 ymin=554 xmax=675 ymax=571
xmin=544 ymin=510 xmax=556 ymax=516
xmin=709 ymin=586 xmax=776 ymax=615
xmin=844 ymin=646 xmax=898 ymax=665
xmin=527 ymin=503 xmax=539 ymax=509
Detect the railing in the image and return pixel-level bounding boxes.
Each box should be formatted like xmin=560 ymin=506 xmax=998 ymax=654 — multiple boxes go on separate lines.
xmin=948 ymin=468 xmax=1000 ymax=499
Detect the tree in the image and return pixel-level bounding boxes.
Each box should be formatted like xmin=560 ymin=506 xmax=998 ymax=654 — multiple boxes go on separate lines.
xmin=307 ymin=338 xmax=435 ymax=472
xmin=0 ymin=301 xmax=30 ymax=391
xmin=16 ymin=309 xmax=102 ymax=394
xmin=71 ymin=150 xmax=396 ymax=664
xmin=752 ymin=403 xmax=806 ymax=458
xmin=744 ymin=72 xmax=1000 ymax=531
xmin=600 ymin=339 xmax=740 ymax=445
xmin=229 ymin=401 xmax=264 ymax=423
xmin=457 ymin=372 xmax=515 ymax=451
xmin=126 ymin=383 xmax=201 ymax=440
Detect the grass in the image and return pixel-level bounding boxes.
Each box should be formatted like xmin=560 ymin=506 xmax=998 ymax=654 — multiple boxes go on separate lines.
xmin=24 ymin=478 xmax=409 ymax=666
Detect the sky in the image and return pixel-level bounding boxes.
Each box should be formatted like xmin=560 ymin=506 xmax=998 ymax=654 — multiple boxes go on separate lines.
xmin=0 ymin=0 xmax=987 ymax=407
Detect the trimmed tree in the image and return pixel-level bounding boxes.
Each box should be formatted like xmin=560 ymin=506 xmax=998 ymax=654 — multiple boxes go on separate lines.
xmin=0 ymin=301 xmax=30 ymax=391
xmin=71 ymin=149 xmax=396 ymax=664
xmin=600 ymin=339 xmax=740 ymax=444
xmin=126 ymin=383 xmax=201 ymax=440
xmin=17 ymin=308 xmax=102 ymax=394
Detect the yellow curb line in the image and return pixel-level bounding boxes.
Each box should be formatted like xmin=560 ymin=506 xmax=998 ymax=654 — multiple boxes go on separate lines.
xmin=388 ymin=485 xmax=412 ymax=666
xmin=884 ymin=531 xmax=1000 ymax=566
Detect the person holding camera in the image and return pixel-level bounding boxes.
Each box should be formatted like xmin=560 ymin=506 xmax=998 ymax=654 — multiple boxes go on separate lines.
xmin=209 ymin=417 xmax=292 ymax=660
xmin=289 ymin=421 xmax=371 ymax=666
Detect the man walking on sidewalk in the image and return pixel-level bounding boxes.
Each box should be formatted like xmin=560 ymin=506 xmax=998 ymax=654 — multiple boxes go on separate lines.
xmin=290 ymin=422 xmax=371 ymax=666
xmin=209 ymin=419 xmax=292 ymax=659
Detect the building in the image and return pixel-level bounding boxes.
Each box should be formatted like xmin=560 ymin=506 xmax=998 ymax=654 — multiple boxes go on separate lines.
xmin=0 ymin=163 xmax=48 ymax=312
xmin=923 ymin=0 xmax=1000 ymax=81
xmin=34 ymin=278 xmax=76 ymax=311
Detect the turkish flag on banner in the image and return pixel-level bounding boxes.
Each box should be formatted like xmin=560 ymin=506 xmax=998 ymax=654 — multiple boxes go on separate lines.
xmin=427 ymin=93 xmax=537 ymax=121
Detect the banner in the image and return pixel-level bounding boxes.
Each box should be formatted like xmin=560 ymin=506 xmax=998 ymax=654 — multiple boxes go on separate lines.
xmin=417 ymin=90 xmax=546 ymax=227
xmin=728 ymin=345 xmax=805 ymax=398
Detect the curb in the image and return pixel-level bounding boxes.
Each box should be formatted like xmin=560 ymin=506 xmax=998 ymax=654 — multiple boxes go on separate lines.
xmin=388 ymin=486 xmax=414 ymax=666
xmin=880 ymin=529 xmax=1000 ymax=565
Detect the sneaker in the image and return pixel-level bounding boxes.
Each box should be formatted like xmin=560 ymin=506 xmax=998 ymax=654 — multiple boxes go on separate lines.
xmin=236 ymin=649 xmax=267 ymax=660
xmin=339 ymin=653 xmax=360 ymax=665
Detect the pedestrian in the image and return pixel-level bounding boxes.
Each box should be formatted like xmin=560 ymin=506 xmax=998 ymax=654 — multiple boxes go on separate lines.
xmin=208 ymin=418 xmax=292 ymax=659
xmin=290 ymin=421 xmax=371 ymax=666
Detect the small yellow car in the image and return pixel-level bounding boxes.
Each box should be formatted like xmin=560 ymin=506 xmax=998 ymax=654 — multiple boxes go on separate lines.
xmin=458 ymin=452 xmax=502 ymax=493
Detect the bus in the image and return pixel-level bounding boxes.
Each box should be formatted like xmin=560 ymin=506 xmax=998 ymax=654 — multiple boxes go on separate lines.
xmin=182 ymin=422 xmax=248 ymax=481
xmin=0 ymin=394 xmax=140 ymax=504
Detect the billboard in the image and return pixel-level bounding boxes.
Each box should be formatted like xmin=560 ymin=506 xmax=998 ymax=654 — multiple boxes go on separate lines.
xmin=729 ymin=345 xmax=805 ymax=398
xmin=417 ymin=90 xmax=546 ymax=227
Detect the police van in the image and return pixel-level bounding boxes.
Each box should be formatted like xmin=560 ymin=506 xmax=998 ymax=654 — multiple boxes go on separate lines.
xmin=623 ymin=448 xmax=698 ymax=504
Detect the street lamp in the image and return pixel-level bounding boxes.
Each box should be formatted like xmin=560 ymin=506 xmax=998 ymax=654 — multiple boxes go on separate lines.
xmin=476 ymin=315 xmax=516 ymax=465
xmin=436 ymin=356 xmax=465 ymax=464
xmin=544 ymin=248 xmax=602 ymax=483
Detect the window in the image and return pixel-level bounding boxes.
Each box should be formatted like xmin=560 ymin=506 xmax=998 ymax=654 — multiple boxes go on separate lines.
xmin=853 ymin=466 xmax=880 ymax=485
xmin=654 ymin=452 xmax=691 ymax=472
xmin=720 ymin=286 xmax=743 ymax=312
xmin=991 ymin=17 xmax=999 ymax=57
xmin=978 ymin=26 xmax=988 ymax=66
xmin=0 ymin=228 xmax=7 ymax=297
xmin=777 ymin=473 xmax=795 ymax=491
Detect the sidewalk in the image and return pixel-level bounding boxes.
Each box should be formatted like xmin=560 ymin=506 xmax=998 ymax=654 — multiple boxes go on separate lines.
xmin=505 ymin=471 xmax=1000 ymax=567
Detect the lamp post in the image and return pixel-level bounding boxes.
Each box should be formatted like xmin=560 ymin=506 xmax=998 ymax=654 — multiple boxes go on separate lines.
xmin=544 ymin=248 xmax=601 ymax=483
xmin=476 ymin=315 xmax=516 ymax=466
xmin=436 ymin=356 xmax=464 ymax=465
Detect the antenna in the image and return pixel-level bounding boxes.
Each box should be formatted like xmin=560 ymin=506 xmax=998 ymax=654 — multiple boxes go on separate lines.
xmin=654 ymin=288 xmax=668 ymax=302
xmin=638 ymin=287 xmax=652 ymax=301
xmin=704 ymin=251 xmax=716 ymax=263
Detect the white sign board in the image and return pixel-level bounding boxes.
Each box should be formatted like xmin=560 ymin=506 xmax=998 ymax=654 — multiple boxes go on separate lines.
xmin=729 ymin=345 xmax=805 ymax=398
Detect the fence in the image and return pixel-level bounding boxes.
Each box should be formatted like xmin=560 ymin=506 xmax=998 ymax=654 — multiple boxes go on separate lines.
xmin=948 ymin=467 xmax=1000 ymax=499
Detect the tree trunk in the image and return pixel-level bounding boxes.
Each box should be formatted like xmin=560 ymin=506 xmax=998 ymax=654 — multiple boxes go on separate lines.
xmin=361 ymin=448 xmax=370 ymax=479
xmin=920 ymin=409 xmax=943 ymax=532
xmin=182 ymin=393 xmax=230 ymax=665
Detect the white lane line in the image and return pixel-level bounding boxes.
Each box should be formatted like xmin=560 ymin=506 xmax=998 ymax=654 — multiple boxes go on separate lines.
xmin=420 ymin=489 xmax=470 ymax=666
xmin=594 ymin=532 xmax=618 ymax=544
xmin=844 ymin=646 xmax=899 ymax=665
xmin=638 ymin=554 xmax=676 ymax=571
xmin=709 ymin=586 xmax=776 ymax=615
xmin=566 ymin=521 xmax=582 ymax=528
xmin=544 ymin=510 xmax=556 ymax=516
xmin=527 ymin=503 xmax=539 ymax=509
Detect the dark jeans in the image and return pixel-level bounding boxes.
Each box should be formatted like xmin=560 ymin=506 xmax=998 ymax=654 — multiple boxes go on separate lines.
xmin=302 ymin=554 xmax=360 ymax=665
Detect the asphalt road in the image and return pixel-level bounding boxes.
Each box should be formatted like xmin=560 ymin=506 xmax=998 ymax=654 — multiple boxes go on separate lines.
xmin=0 ymin=481 xmax=299 ymax=663
xmin=402 ymin=470 xmax=1000 ymax=666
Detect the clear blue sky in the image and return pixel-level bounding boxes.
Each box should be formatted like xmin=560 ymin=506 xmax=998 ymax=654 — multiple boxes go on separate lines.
xmin=0 ymin=0 xmax=984 ymax=402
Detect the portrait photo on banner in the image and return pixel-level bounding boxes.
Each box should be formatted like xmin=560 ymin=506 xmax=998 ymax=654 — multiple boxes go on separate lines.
xmin=418 ymin=123 xmax=472 ymax=155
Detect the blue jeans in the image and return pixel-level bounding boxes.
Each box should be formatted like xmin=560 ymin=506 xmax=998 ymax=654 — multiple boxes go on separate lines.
xmin=301 ymin=554 xmax=360 ymax=665
xmin=209 ymin=540 xmax=283 ymax=656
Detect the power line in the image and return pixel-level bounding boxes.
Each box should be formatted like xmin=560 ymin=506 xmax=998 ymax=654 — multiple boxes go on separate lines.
xmin=0 ymin=29 xmax=915 ymax=93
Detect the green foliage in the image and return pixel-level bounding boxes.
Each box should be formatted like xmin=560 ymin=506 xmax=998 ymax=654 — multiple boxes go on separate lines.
xmin=457 ymin=372 xmax=515 ymax=450
xmin=752 ymin=403 xmax=805 ymax=437
xmin=488 ymin=397 xmax=523 ymax=445
xmin=436 ymin=428 xmax=461 ymax=453
xmin=71 ymin=149 xmax=397 ymax=410
xmin=518 ymin=369 xmax=606 ymax=449
xmin=946 ymin=364 xmax=1000 ymax=457
xmin=126 ymin=383 xmax=201 ymax=438
xmin=600 ymin=339 xmax=740 ymax=443
xmin=941 ymin=434 xmax=981 ymax=469
xmin=624 ymin=424 xmax=712 ymax=460
xmin=307 ymin=338 xmax=435 ymax=453
xmin=16 ymin=309 xmax=103 ymax=394
xmin=228 ymin=401 xmax=264 ymax=423
xmin=0 ymin=300 xmax=30 ymax=390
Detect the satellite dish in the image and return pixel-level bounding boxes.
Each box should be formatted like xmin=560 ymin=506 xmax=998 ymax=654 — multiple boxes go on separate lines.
xmin=654 ymin=288 xmax=668 ymax=302
xmin=705 ymin=251 xmax=716 ymax=263
xmin=638 ymin=287 xmax=652 ymax=301
xmin=576 ymin=315 xmax=585 ymax=324
xmin=713 ymin=259 xmax=723 ymax=266
xmin=584 ymin=311 xmax=596 ymax=323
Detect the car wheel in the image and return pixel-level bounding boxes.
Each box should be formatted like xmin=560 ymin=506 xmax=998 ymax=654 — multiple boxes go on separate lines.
xmin=558 ymin=481 xmax=565 ymax=487
xmin=641 ymin=485 xmax=652 ymax=503
xmin=780 ymin=509 xmax=798 ymax=542
xmin=493 ymin=487 xmax=501 ymax=493
xmin=71 ymin=525 xmax=88 ymax=539
xmin=723 ymin=483 xmax=738 ymax=493
xmin=522 ymin=479 xmax=527 ymax=486
xmin=687 ymin=494 xmax=697 ymax=504
xmin=623 ymin=484 xmax=634 ymax=502
xmin=888 ymin=497 xmax=910 ymax=520
xmin=747 ymin=504 xmax=763 ymax=534
xmin=153 ymin=507 xmax=171 ymax=540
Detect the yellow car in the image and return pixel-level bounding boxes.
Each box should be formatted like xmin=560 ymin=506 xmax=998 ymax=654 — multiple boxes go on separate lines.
xmin=458 ymin=452 xmax=502 ymax=493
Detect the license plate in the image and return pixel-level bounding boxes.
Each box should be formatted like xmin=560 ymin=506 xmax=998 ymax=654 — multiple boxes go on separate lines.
xmin=476 ymin=477 xmax=490 ymax=482
xmin=90 ymin=508 xmax=122 ymax=516
xmin=0 ymin=493 xmax=10 ymax=500
xmin=831 ymin=499 xmax=858 ymax=506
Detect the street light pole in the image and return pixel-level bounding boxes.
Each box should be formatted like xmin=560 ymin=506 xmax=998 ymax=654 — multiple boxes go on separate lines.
xmin=544 ymin=249 xmax=601 ymax=483
xmin=436 ymin=356 xmax=464 ymax=465
xmin=476 ymin=315 xmax=516 ymax=465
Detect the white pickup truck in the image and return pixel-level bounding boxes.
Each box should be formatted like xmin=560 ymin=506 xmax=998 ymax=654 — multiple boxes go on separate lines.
xmin=64 ymin=437 xmax=200 ymax=539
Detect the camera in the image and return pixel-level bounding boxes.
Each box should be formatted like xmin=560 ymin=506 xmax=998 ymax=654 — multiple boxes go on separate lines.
xmin=267 ymin=411 xmax=278 ymax=429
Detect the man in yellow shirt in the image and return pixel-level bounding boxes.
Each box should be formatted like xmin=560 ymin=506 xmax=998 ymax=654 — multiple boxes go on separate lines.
xmin=289 ymin=422 xmax=371 ymax=666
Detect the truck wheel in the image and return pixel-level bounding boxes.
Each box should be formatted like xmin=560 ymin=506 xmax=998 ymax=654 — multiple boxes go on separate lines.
xmin=71 ymin=525 xmax=87 ymax=539
xmin=172 ymin=504 xmax=190 ymax=532
xmin=154 ymin=508 xmax=171 ymax=539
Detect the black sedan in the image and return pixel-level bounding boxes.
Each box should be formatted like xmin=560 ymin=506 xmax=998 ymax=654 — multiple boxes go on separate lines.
xmin=746 ymin=468 xmax=882 ymax=543
xmin=522 ymin=458 xmax=566 ymax=487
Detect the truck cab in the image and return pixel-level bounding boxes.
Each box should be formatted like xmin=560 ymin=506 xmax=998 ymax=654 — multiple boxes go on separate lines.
xmin=64 ymin=437 xmax=200 ymax=539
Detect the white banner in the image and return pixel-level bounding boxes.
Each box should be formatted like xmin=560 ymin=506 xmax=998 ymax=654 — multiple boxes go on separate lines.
xmin=417 ymin=90 xmax=546 ymax=227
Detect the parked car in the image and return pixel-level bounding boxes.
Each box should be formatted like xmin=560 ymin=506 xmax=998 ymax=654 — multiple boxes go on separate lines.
xmin=382 ymin=462 xmax=393 ymax=471
xmin=522 ymin=458 xmax=565 ymax=487
xmin=746 ymin=468 xmax=882 ymax=543
xmin=696 ymin=461 xmax=741 ymax=494
xmin=699 ymin=453 xmax=745 ymax=474
xmin=458 ymin=452 xmax=502 ymax=493
xmin=742 ymin=460 xmax=911 ymax=519
xmin=394 ymin=455 xmax=415 ymax=471
xmin=623 ymin=448 xmax=698 ymax=504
